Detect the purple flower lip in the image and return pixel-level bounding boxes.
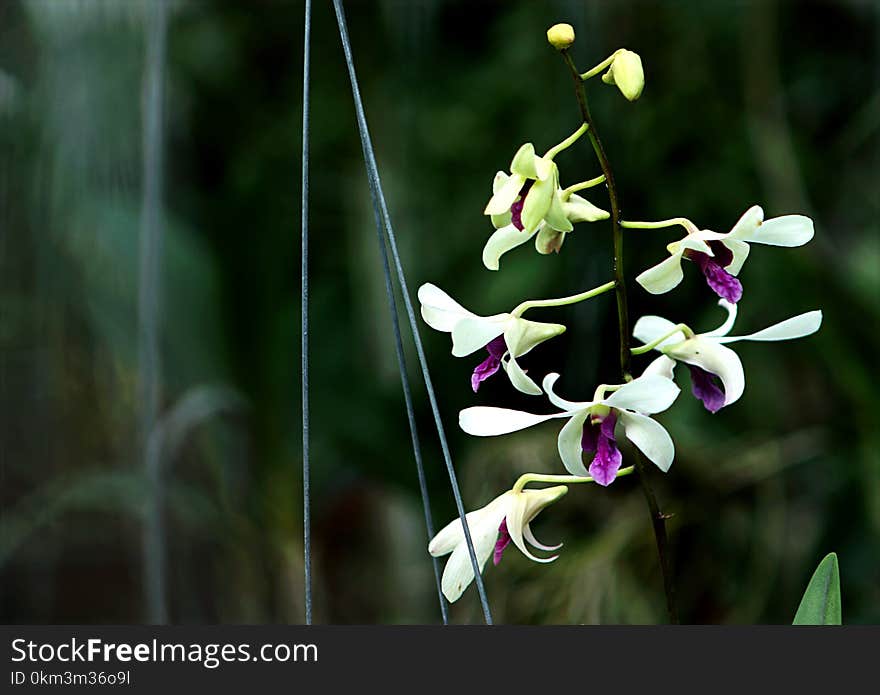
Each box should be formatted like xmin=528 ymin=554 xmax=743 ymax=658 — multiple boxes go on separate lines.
xmin=471 ymin=335 xmax=507 ymax=392
xmin=687 ymin=364 xmax=726 ymax=413
xmin=685 ymin=241 xmax=742 ymax=303
xmin=510 ymin=181 xmax=535 ymax=231
xmin=493 ymin=518 xmax=511 ymax=565
xmin=581 ymin=411 xmax=622 ymax=486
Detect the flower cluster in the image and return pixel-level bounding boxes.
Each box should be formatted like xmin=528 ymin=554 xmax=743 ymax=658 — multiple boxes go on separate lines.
xmin=419 ymin=24 xmax=821 ymax=604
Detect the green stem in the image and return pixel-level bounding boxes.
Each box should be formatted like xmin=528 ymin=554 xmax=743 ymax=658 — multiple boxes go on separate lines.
xmin=562 ymin=174 xmax=606 ymax=198
xmin=579 ymin=51 xmax=620 ymax=80
xmin=544 ymin=122 xmax=589 ymax=160
xmin=630 ymin=323 xmax=693 ymax=355
xmin=513 ymin=466 xmax=634 ymax=494
xmin=561 ymin=51 xmax=630 ymax=377
xmin=511 ymin=280 xmax=615 ymax=317
xmin=621 ymin=218 xmax=699 ymax=234
xmin=561 ymin=47 xmax=679 ymax=624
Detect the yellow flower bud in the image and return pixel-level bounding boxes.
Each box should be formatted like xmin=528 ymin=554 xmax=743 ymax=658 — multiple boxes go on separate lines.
xmin=546 ymin=23 xmax=575 ymax=51
xmin=602 ymin=49 xmax=645 ymax=101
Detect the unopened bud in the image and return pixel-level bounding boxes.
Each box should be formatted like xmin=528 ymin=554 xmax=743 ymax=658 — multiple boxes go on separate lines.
xmin=602 ymin=49 xmax=644 ymax=101
xmin=546 ymin=23 xmax=575 ymax=51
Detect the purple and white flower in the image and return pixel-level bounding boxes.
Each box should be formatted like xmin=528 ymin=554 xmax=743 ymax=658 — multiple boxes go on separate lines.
xmin=459 ymin=372 xmax=680 ymax=484
xmin=484 ymin=142 xmax=566 ymax=236
xmin=634 ymin=299 xmax=822 ymax=413
xmin=428 ymin=485 xmax=568 ymax=602
xmin=483 ymin=171 xmax=608 ymax=271
xmin=635 ymin=206 xmax=814 ymax=303
xmin=418 ymin=283 xmax=565 ymax=395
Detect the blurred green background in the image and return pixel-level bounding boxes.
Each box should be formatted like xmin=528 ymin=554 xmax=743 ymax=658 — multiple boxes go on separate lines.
xmin=1 ymin=0 xmax=877 ymax=624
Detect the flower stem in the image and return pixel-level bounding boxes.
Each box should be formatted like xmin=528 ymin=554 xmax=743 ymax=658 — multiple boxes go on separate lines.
xmin=561 ymin=47 xmax=679 ymax=624
xmin=562 ymin=174 xmax=606 ymax=198
xmin=621 ymin=218 xmax=699 ymax=234
xmin=544 ymin=122 xmax=589 ymax=160
xmin=579 ymin=51 xmax=620 ymax=80
xmin=511 ymin=280 xmax=615 ymax=316
xmin=630 ymin=323 xmax=693 ymax=355
xmin=513 ymin=466 xmax=634 ymax=494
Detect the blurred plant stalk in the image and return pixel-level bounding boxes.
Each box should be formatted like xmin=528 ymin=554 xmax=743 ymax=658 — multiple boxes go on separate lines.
xmin=138 ymin=0 xmax=169 ymax=626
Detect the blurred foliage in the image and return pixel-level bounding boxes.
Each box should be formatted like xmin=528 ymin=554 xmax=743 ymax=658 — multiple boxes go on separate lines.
xmin=0 ymin=0 xmax=878 ymax=624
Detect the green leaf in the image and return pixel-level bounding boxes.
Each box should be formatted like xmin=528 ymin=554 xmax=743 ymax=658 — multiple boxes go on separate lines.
xmin=793 ymin=552 xmax=842 ymax=625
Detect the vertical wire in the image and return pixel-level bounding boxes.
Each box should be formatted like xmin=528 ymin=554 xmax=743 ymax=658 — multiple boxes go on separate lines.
xmin=301 ymin=0 xmax=313 ymax=626
xmin=139 ymin=0 xmax=169 ymax=625
xmin=331 ymin=0 xmax=493 ymax=624
xmin=326 ymin=0 xmax=448 ymax=625
xmin=371 ymin=184 xmax=450 ymax=624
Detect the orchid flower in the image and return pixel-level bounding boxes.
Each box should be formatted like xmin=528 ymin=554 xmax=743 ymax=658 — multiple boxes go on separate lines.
xmin=600 ymin=49 xmax=645 ymax=101
xmin=459 ymin=372 xmax=680 ymax=485
xmin=633 ymin=299 xmax=823 ymax=413
xmin=483 ymin=143 xmax=565 ymax=235
xmin=418 ymin=283 xmax=565 ymax=395
xmin=632 ymin=205 xmax=814 ymax=303
xmin=428 ymin=485 xmax=567 ymax=602
xmin=483 ymin=173 xmax=608 ymax=271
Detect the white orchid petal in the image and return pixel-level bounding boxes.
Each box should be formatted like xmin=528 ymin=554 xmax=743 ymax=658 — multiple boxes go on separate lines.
xmin=507 ymin=529 xmax=559 ymax=564
xmin=717 ymin=310 xmax=822 ymax=344
xmin=491 ymin=211 xmax=513 ymax=230
xmin=505 ymin=489 xmax=564 ymax=564
xmin=541 ymin=373 xmax=594 ymax=411
xmin=722 ymin=239 xmax=751 ymax=276
xmin=418 ymin=283 xmax=474 ymax=332
xmin=521 ymin=176 xmax=554 ymax=233
xmin=702 ymin=299 xmax=738 ymax=338
xmin=504 ymin=319 xmax=566 ymax=359
xmin=534 ymin=155 xmax=555 ymax=181
xmin=523 ymin=523 xmax=563 ymax=552
xmin=510 ymin=143 xmax=538 ymax=179
xmin=604 ymin=374 xmax=680 ymax=415
xmin=450 ymin=316 xmax=507 ymax=357
xmin=438 ymin=497 xmax=509 ymax=602
xmin=491 ymin=170 xmax=509 ymax=194
xmin=502 ymin=354 xmax=543 ymax=395
xmin=743 ymin=214 xmax=814 ymax=247
xmin=557 ymin=410 xmax=591 ymax=477
xmin=563 ymin=193 xmax=609 ymax=223
xmin=617 ymin=410 xmax=675 ymax=472
xmin=535 ymin=225 xmax=566 ymax=255
xmin=632 ymin=314 xmax=683 ymax=348
xmin=725 ymin=205 xmax=764 ymax=240
xmin=428 ymin=522 xmax=463 ymax=557
xmin=678 ymin=235 xmax=716 ymax=254
xmin=545 ymin=188 xmax=574 ymax=232
xmin=482 ymin=223 xmax=537 ymax=271
xmin=459 ymin=407 xmax=563 ymax=437
xmin=636 ymin=250 xmax=685 ymax=295
xmin=642 ymin=355 xmax=677 ymax=380
xmin=666 ymin=338 xmax=745 ymax=407
xmin=428 ymin=511 xmax=473 ymax=557
xmin=429 ymin=494 xmax=510 ymax=558
xmin=485 ymin=173 xmax=525 ymax=215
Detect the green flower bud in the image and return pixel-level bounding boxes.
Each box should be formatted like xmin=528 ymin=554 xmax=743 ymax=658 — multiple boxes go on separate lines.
xmin=546 ymin=23 xmax=575 ymax=51
xmin=602 ymin=49 xmax=644 ymax=101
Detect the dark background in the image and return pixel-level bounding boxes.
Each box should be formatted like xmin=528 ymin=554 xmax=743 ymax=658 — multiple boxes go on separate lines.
xmin=1 ymin=0 xmax=877 ymax=624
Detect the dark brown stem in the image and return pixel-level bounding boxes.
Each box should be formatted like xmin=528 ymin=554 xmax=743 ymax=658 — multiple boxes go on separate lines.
xmin=560 ymin=48 xmax=678 ymax=624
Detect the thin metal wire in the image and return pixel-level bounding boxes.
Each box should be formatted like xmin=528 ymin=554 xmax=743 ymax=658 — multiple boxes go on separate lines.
xmin=370 ymin=177 xmax=450 ymax=625
xmin=325 ymin=0 xmax=449 ymax=625
xmin=140 ymin=0 xmax=169 ymax=626
xmin=331 ymin=0 xmax=493 ymax=624
xmin=301 ymin=0 xmax=313 ymax=626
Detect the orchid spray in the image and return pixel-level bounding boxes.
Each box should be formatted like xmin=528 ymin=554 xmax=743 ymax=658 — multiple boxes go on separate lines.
xmin=421 ymin=23 xmax=821 ymax=621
